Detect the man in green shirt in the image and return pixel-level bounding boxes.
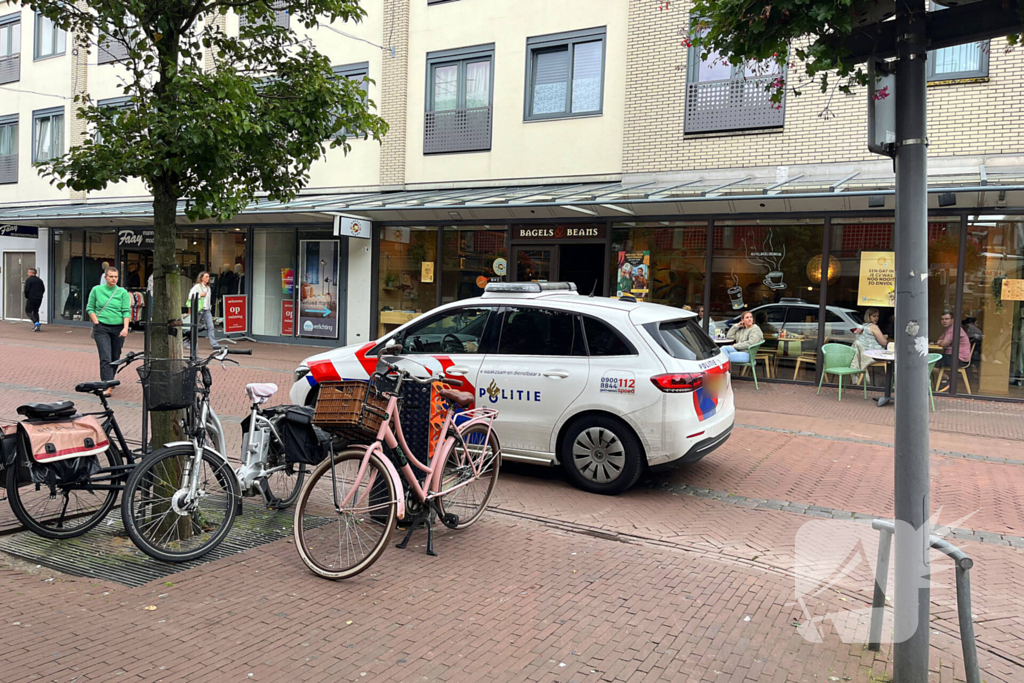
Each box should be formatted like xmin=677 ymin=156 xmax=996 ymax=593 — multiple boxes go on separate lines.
xmin=87 ymin=267 xmax=131 ymax=390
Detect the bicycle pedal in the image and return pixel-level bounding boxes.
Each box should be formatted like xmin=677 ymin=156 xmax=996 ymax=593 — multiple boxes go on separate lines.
xmin=442 ymin=513 xmax=459 ymax=528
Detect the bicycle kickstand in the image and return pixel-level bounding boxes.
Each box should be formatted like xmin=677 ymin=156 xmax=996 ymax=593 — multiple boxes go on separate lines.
xmin=395 ymin=511 xmax=439 ymax=557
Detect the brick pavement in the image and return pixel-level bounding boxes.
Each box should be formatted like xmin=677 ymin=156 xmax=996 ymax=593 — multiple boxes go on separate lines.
xmin=1 ymin=321 xmax=1023 ymax=681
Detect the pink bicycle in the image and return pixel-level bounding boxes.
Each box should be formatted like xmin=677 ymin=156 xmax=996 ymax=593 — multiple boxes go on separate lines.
xmin=293 ymin=350 xmax=501 ymax=579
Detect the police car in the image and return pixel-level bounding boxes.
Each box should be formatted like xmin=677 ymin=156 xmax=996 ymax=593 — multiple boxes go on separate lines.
xmin=290 ymin=282 xmax=734 ymax=495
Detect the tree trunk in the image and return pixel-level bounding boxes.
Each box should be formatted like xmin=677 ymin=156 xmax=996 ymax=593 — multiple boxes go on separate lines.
xmin=150 ymin=179 xmax=184 ymax=448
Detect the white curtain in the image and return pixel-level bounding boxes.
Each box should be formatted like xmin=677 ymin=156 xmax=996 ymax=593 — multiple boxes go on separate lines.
xmin=465 ymin=60 xmax=490 ymax=109
xmin=433 ymin=64 xmax=458 ymax=111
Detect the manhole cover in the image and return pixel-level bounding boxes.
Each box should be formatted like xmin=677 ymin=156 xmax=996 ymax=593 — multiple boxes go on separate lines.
xmin=0 ymin=504 xmax=319 ymax=587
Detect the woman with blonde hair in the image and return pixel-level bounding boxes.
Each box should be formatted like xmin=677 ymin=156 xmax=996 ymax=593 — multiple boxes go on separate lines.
xmin=187 ymin=271 xmax=221 ymax=349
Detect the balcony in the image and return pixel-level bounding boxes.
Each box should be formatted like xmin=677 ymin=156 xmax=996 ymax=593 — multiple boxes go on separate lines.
xmin=0 ymin=154 xmax=17 ymax=184
xmin=684 ymin=76 xmax=786 ymax=134
xmin=0 ymin=55 xmax=19 ymax=85
xmin=424 ymin=106 xmax=492 ymax=154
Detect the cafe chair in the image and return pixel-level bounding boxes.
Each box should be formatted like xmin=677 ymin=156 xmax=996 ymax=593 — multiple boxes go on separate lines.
xmin=933 ymin=342 xmax=975 ymax=395
xmin=735 ymin=341 xmax=766 ymax=390
xmin=792 ymin=346 xmax=818 ymax=381
xmin=817 ymin=343 xmax=867 ymax=401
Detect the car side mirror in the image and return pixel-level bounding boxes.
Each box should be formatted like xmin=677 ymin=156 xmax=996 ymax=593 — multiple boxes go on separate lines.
xmin=383 ymin=340 xmax=403 ymax=356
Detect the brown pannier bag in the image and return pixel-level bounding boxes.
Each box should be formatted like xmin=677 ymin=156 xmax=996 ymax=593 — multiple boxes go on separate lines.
xmin=17 ymin=416 xmax=109 ymax=464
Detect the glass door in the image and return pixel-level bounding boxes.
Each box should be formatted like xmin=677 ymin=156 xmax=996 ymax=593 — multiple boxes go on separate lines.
xmin=513 ymin=245 xmax=557 ymax=282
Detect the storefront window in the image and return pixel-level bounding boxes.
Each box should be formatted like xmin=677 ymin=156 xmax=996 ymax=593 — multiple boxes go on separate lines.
xmin=927 ymin=218 xmax=962 ymax=392
xmin=53 ymin=229 xmax=83 ymax=321
xmin=441 ymin=226 xmax=507 ymax=303
xmin=711 ymin=219 xmax=824 ymax=382
xmin=85 ymin=230 xmax=116 ymax=308
xmin=962 ymin=216 xmax=1024 ymax=399
xmin=252 ymin=228 xmax=294 ymax=337
xmin=378 ymin=226 xmax=437 ymax=338
xmin=209 ymin=228 xmax=247 ymax=316
xmin=610 ymin=222 xmax=707 ymax=308
xmin=298 ymin=228 xmax=343 ymax=341
xmin=176 ymin=227 xmax=207 ymax=304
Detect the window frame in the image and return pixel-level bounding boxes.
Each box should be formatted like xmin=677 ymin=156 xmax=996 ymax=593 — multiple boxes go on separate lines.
xmin=33 ymin=10 xmax=65 ymax=61
xmin=494 ymin=305 xmax=587 ymax=357
xmin=425 ymin=43 xmax=495 ymax=113
xmin=31 ymin=106 xmax=64 ymax=163
xmin=95 ymin=96 xmax=131 ymax=144
xmin=0 ymin=12 xmax=21 ymax=59
xmin=332 ymin=62 xmax=370 ymax=140
xmin=524 ymin=26 xmax=606 ymax=122
xmin=0 ymin=113 xmax=18 ymax=185
xmin=380 ymin=305 xmax=501 ymax=356
xmin=926 ymin=2 xmax=989 ymax=83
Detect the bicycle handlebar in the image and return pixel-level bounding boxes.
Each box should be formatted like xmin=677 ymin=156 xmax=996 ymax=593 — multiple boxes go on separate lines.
xmin=110 ymin=350 xmax=145 ymax=371
xmin=227 ymin=349 xmax=252 ymax=355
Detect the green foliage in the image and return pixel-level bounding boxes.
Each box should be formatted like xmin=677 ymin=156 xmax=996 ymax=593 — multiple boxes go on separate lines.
xmin=30 ymin=0 xmax=388 ymax=221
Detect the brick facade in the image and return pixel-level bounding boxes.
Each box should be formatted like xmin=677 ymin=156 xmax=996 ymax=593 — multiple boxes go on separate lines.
xmin=379 ymin=0 xmax=409 ymax=187
xmin=68 ymin=6 xmax=90 ymax=202
xmin=622 ymin=0 xmax=1024 ymax=175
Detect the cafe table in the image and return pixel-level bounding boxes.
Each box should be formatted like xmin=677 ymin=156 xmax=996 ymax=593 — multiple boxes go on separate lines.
xmin=864 ymin=348 xmax=896 ymax=407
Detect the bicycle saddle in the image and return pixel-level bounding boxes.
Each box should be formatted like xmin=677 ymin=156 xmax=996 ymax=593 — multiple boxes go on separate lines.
xmin=245 ymin=383 xmax=279 ymax=405
xmin=17 ymin=401 xmax=77 ymax=420
xmin=437 ymin=387 xmax=474 ymax=408
xmin=75 ymin=380 xmax=120 ymax=394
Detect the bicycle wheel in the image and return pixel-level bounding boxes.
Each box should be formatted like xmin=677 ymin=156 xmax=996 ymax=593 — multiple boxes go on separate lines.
xmin=5 ymin=443 xmax=124 ymax=539
xmin=121 ymin=444 xmax=238 ymax=562
xmin=259 ymin=458 xmax=306 ymax=510
xmin=436 ymin=424 xmax=501 ymax=529
xmin=293 ymin=448 xmax=396 ymax=580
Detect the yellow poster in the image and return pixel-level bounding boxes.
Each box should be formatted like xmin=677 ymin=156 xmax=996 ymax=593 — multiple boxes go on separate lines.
xmin=1002 ymin=278 xmax=1024 ymax=302
xmin=421 ymin=261 xmax=435 ymax=283
xmin=858 ymin=251 xmax=896 ymax=307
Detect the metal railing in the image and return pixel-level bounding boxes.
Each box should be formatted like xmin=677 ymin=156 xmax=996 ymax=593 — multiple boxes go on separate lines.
xmin=0 ymin=54 xmax=20 ymax=85
xmin=868 ymin=519 xmax=980 ymax=683
xmin=424 ymin=106 xmax=492 ymax=154
xmin=684 ymin=76 xmax=785 ymax=134
xmin=0 ymin=154 xmax=17 ymax=185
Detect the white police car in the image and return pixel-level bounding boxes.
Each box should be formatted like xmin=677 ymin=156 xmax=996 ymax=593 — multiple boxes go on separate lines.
xmin=290 ymin=282 xmax=734 ymax=495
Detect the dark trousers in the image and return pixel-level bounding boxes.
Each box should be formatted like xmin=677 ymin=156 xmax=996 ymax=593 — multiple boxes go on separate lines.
xmin=92 ymin=323 xmax=125 ymax=381
xmin=25 ymin=299 xmax=42 ymax=325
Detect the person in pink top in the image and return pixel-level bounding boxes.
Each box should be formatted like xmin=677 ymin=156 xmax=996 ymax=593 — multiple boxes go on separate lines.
xmin=935 ymin=310 xmax=971 ymax=390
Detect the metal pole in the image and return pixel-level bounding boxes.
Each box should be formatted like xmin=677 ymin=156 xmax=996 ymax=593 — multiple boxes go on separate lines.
xmin=893 ymin=1 xmax=931 ymax=680
xmin=868 ymin=526 xmax=893 ymax=651
xmin=955 ymin=558 xmax=980 ymax=683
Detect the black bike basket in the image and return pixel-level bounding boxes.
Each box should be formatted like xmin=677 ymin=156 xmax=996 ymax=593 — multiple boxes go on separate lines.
xmin=138 ymin=359 xmax=198 ymax=411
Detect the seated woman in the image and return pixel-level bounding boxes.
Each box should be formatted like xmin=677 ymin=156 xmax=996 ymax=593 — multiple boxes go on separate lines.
xmin=722 ymin=310 xmax=764 ymax=364
xmin=851 ymin=307 xmax=888 ymax=380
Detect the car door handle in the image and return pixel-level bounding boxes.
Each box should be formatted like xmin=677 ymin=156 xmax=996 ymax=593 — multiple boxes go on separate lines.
xmin=446 ymin=366 xmax=470 ymax=376
xmin=543 ymin=370 xmax=569 ymax=379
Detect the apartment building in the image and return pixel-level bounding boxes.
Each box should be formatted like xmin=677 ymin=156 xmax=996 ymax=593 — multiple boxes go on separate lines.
xmin=1 ymin=0 xmax=1022 ymax=399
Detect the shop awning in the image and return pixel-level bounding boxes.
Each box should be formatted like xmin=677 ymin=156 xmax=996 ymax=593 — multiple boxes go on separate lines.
xmin=3 ymin=162 xmax=1024 ymax=227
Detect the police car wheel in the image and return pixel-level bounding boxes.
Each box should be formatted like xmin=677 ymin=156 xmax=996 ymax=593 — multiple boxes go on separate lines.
xmin=561 ymin=415 xmax=643 ymax=495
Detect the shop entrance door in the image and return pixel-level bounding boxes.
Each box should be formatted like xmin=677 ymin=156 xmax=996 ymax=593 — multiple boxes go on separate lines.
xmin=3 ymin=251 xmax=35 ymax=320
xmin=513 ymin=246 xmax=556 ymax=283
xmin=512 ymin=244 xmax=605 ymax=295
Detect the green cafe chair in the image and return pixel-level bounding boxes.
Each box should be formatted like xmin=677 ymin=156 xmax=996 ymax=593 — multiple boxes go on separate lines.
xmin=817 ymin=343 xmax=867 ymax=401
xmin=927 ymin=352 xmax=943 ymax=413
xmin=734 ymin=341 xmax=765 ymax=390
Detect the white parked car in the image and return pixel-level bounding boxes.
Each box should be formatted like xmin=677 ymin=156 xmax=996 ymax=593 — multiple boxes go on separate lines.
xmin=290 ymin=282 xmax=735 ymax=495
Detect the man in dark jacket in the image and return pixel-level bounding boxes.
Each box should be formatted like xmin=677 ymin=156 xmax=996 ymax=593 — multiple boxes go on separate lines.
xmin=24 ymin=268 xmax=45 ymax=332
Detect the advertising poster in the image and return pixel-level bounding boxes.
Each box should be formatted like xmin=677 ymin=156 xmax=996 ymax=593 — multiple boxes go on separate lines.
xmin=281 ymin=267 xmax=294 ymax=295
xmin=223 ymin=295 xmax=248 ymax=334
xmin=1001 ymin=278 xmax=1024 ymax=302
xmin=858 ymin=251 xmax=896 ymax=307
xmin=282 ymin=300 xmax=294 ymax=336
xmin=616 ymin=251 xmax=650 ymax=299
xmin=298 ymin=240 xmax=340 ymax=339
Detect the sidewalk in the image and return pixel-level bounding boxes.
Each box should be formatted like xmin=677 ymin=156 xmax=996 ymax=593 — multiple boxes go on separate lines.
xmin=1 ymin=321 xmax=1022 ymax=682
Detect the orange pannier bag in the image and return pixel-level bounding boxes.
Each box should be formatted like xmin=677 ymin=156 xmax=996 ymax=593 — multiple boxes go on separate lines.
xmin=17 ymin=415 xmax=109 ymax=464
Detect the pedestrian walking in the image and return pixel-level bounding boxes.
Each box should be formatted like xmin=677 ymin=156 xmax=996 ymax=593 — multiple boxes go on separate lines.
xmin=186 ymin=271 xmax=221 ymax=350
xmin=87 ymin=267 xmax=131 ymax=396
xmin=23 ymin=268 xmax=45 ymax=332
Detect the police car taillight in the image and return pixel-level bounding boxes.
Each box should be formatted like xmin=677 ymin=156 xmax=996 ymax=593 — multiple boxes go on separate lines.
xmin=650 ymin=372 xmax=704 ymax=393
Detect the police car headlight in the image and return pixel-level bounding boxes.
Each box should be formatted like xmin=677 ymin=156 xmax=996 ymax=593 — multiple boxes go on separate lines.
xmin=294 ymin=366 xmax=310 ymax=383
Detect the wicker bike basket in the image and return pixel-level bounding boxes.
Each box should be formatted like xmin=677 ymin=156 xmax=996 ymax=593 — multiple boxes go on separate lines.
xmin=137 ymin=359 xmax=198 ymax=412
xmin=313 ymin=380 xmax=390 ymax=441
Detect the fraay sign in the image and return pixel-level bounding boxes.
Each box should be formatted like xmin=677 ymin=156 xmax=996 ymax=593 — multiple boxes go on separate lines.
xmin=118 ymin=228 xmax=155 ymax=249
xmin=0 ymin=224 xmax=39 ymax=239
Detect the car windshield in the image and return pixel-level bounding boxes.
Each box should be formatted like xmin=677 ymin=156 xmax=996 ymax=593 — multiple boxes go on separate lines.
xmin=643 ymin=318 xmax=719 ymax=361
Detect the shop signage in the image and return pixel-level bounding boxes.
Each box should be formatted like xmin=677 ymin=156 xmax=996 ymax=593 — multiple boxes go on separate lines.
xmin=492 ymin=257 xmax=507 ymax=276
xmin=333 ymin=215 xmax=371 ymax=239
xmin=421 ymin=261 xmax=434 ymax=283
xmin=616 ymin=251 xmax=650 ymax=300
xmin=1002 ymin=278 xmax=1024 ymax=302
xmin=0 ymin=224 xmax=39 ymax=238
xmin=383 ymin=227 xmax=410 ymax=244
xmin=858 ymin=251 xmax=896 ymax=307
xmin=118 ymin=228 xmax=155 ymax=250
xmin=299 ymin=239 xmax=340 ymax=339
xmin=282 ymin=300 xmax=295 ymax=335
xmin=223 ymin=295 xmax=248 ymax=333
xmin=512 ymin=225 xmax=607 ymax=241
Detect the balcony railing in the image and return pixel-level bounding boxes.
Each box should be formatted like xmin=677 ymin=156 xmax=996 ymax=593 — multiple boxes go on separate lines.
xmin=0 ymin=55 xmax=20 ymax=85
xmin=684 ymin=76 xmax=786 ymax=134
xmin=98 ymin=35 xmax=130 ymax=64
xmin=424 ymin=106 xmax=492 ymax=154
xmin=0 ymin=154 xmax=17 ymax=185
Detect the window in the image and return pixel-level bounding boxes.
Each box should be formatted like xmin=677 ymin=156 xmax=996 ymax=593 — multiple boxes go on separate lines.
xmin=684 ymin=17 xmax=784 ymax=133
xmin=0 ymin=114 xmax=17 ymax=184
xmin=239 ymin=2 xmax=289 ymax=29
xmin=525 ymin=27 xmax=605 ymax=120
xmin=32 ymin=107 xmax=63 ymax=162
xmin=927 ymin=3 xmax=988 ymax=82
xmin=400 ymin=307 xmax=494 ymax=355
xmin=332 ymin=62 xmax=369 ymax=139
xmin=583 ymin=317 xmax=635 ymax=356
xmin=95 ymin=97 xmax=130 ymax=144
xmin=643 ymin=319 xmax=719 ymax=361
xmin=497 ymin=307 xmax=585 ymax=356
xmin=425 ymin=44 xmax=493 ymax=154
xmin=34 ymin=11 xmax=64 ymax=60
xmin=0 ymin=13 xmax=21 ymax=85
xmin=98 ymin=23 xmax=134 ymax=64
